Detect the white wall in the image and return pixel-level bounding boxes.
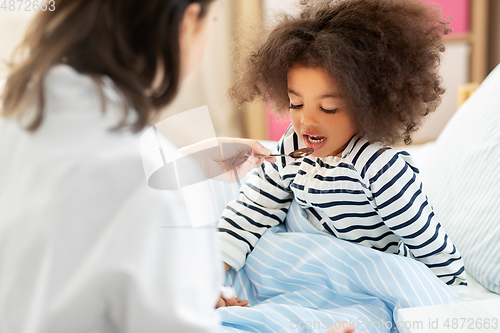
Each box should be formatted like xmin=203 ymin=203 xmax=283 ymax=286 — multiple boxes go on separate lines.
xmin=262 ymin=0 xmax=301 ymax=27
xmin=0 ymin=11 xmax=36 ymax=79
xmin=412 ymin=41 xmax=470 ymax=144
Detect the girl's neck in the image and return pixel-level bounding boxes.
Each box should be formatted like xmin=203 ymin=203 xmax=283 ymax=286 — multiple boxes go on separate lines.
xmin=328 ymin=134 xmax=357 ymax=158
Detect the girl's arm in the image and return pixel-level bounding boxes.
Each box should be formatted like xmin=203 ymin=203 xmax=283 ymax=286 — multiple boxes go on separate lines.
xmin=369 ymin=151 xmax=466 ymax=286
xmin=217 ymin=135 xmax=294 ymax=271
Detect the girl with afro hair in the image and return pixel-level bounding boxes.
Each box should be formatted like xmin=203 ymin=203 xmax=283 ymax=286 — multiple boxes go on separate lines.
xmin=216 ymin=0 xmax=466 ymax=308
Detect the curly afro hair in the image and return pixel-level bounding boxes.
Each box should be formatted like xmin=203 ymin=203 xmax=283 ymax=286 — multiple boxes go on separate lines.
xmin=230 ymin=0 xmax=451 ymax=145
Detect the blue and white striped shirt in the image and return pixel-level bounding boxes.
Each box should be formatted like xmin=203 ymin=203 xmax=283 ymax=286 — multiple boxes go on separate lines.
xmin=218 ymin=126 xmax=466 ymax=286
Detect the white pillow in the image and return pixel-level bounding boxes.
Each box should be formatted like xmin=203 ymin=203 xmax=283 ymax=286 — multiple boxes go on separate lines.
xmin=416 ymin=64 xmax=500 ymax=294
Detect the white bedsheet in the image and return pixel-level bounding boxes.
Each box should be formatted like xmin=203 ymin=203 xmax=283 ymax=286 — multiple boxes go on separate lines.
xmin=398 ymin=297 xmax=500 ymax=333
xmin=461 ymin=272 xmax=500 ymax=301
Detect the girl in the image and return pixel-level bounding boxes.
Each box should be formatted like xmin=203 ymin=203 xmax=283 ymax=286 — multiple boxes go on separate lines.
xmin=217 ymin=0 xmax=466 ymax=307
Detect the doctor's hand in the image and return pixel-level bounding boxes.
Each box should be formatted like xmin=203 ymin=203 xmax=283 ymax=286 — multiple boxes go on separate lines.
xmin=179 ymin=138 xmax=276 ymax=184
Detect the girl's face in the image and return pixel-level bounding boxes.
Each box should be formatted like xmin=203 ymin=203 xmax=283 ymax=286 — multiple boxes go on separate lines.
xmin=288 ymin=66 xmax=359 ymax=158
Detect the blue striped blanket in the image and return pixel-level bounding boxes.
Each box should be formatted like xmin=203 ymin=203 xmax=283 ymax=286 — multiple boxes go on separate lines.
xmin=217 ymin=199 xmax=457 ymax=333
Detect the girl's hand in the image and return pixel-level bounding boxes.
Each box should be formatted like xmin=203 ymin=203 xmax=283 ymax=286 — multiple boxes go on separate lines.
xmin=326 ymin=329 xmax=356 ymax=333
xmin=325 ymin=322 xmax=366 ymax=333
xmin=216 ymin=295 xmax=249 ymax=308
xmin=215 ymin=287 xmax=249 ymax=308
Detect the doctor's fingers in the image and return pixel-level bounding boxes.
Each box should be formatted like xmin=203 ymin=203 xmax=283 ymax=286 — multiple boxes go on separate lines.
xmin=234 ymin=157 xmax=265 ymax=178
xmin=220 ymin=140 xmax=276 ymax=164
xmin=240 ymin=139 xmax=272 ymax=157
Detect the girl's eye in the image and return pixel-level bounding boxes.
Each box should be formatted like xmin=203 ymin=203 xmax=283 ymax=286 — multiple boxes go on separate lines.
xmin=289 ymin=103 xmax=303 ymax=109
xmin=321 ymin=107 xmax=338 ymax=114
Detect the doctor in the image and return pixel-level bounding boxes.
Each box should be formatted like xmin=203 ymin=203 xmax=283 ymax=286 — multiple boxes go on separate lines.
xmin=0 ymin=0 xmax=274 ymax=332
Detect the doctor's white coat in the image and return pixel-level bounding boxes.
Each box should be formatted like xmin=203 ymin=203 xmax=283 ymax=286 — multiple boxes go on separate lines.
xmin=0 ymin=65 xmax=222 ymax=333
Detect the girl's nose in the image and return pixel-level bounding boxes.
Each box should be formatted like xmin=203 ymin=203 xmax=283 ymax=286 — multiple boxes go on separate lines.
xmin=300 ymin=108 xmax=318 ymax=126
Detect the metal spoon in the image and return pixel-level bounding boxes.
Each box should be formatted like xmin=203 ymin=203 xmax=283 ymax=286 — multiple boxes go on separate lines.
xmin=247 ymin=147 xmax=314 ymax=159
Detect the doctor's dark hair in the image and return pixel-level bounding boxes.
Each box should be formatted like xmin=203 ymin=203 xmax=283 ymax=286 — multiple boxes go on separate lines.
xmin=230 ymin=0 xmax=450 ymax=145
xmin=1 ymin=0 xmax=216 ymax=132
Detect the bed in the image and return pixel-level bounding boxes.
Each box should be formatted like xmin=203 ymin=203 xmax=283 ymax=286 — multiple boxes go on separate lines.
xmin=396 ymin=141 xmax=500 ymax=333
xmin=190 ymin=64 xmax=500 ymax=332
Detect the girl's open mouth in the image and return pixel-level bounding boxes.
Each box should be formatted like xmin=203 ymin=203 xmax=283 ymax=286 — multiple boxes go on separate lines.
xmin=303 ymin=134 xmax=327 ymax=150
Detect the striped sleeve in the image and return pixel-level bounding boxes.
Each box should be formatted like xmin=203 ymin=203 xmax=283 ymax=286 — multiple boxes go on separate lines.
xmin=367 ymin=149 xmax=467 ymax=286
xmin=217 ymin=137 xmax=294 ymax=271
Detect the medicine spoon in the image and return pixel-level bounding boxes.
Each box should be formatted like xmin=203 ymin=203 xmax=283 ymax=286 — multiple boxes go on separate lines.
xmin=247 ymin=147 xmax=314 ymax=159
